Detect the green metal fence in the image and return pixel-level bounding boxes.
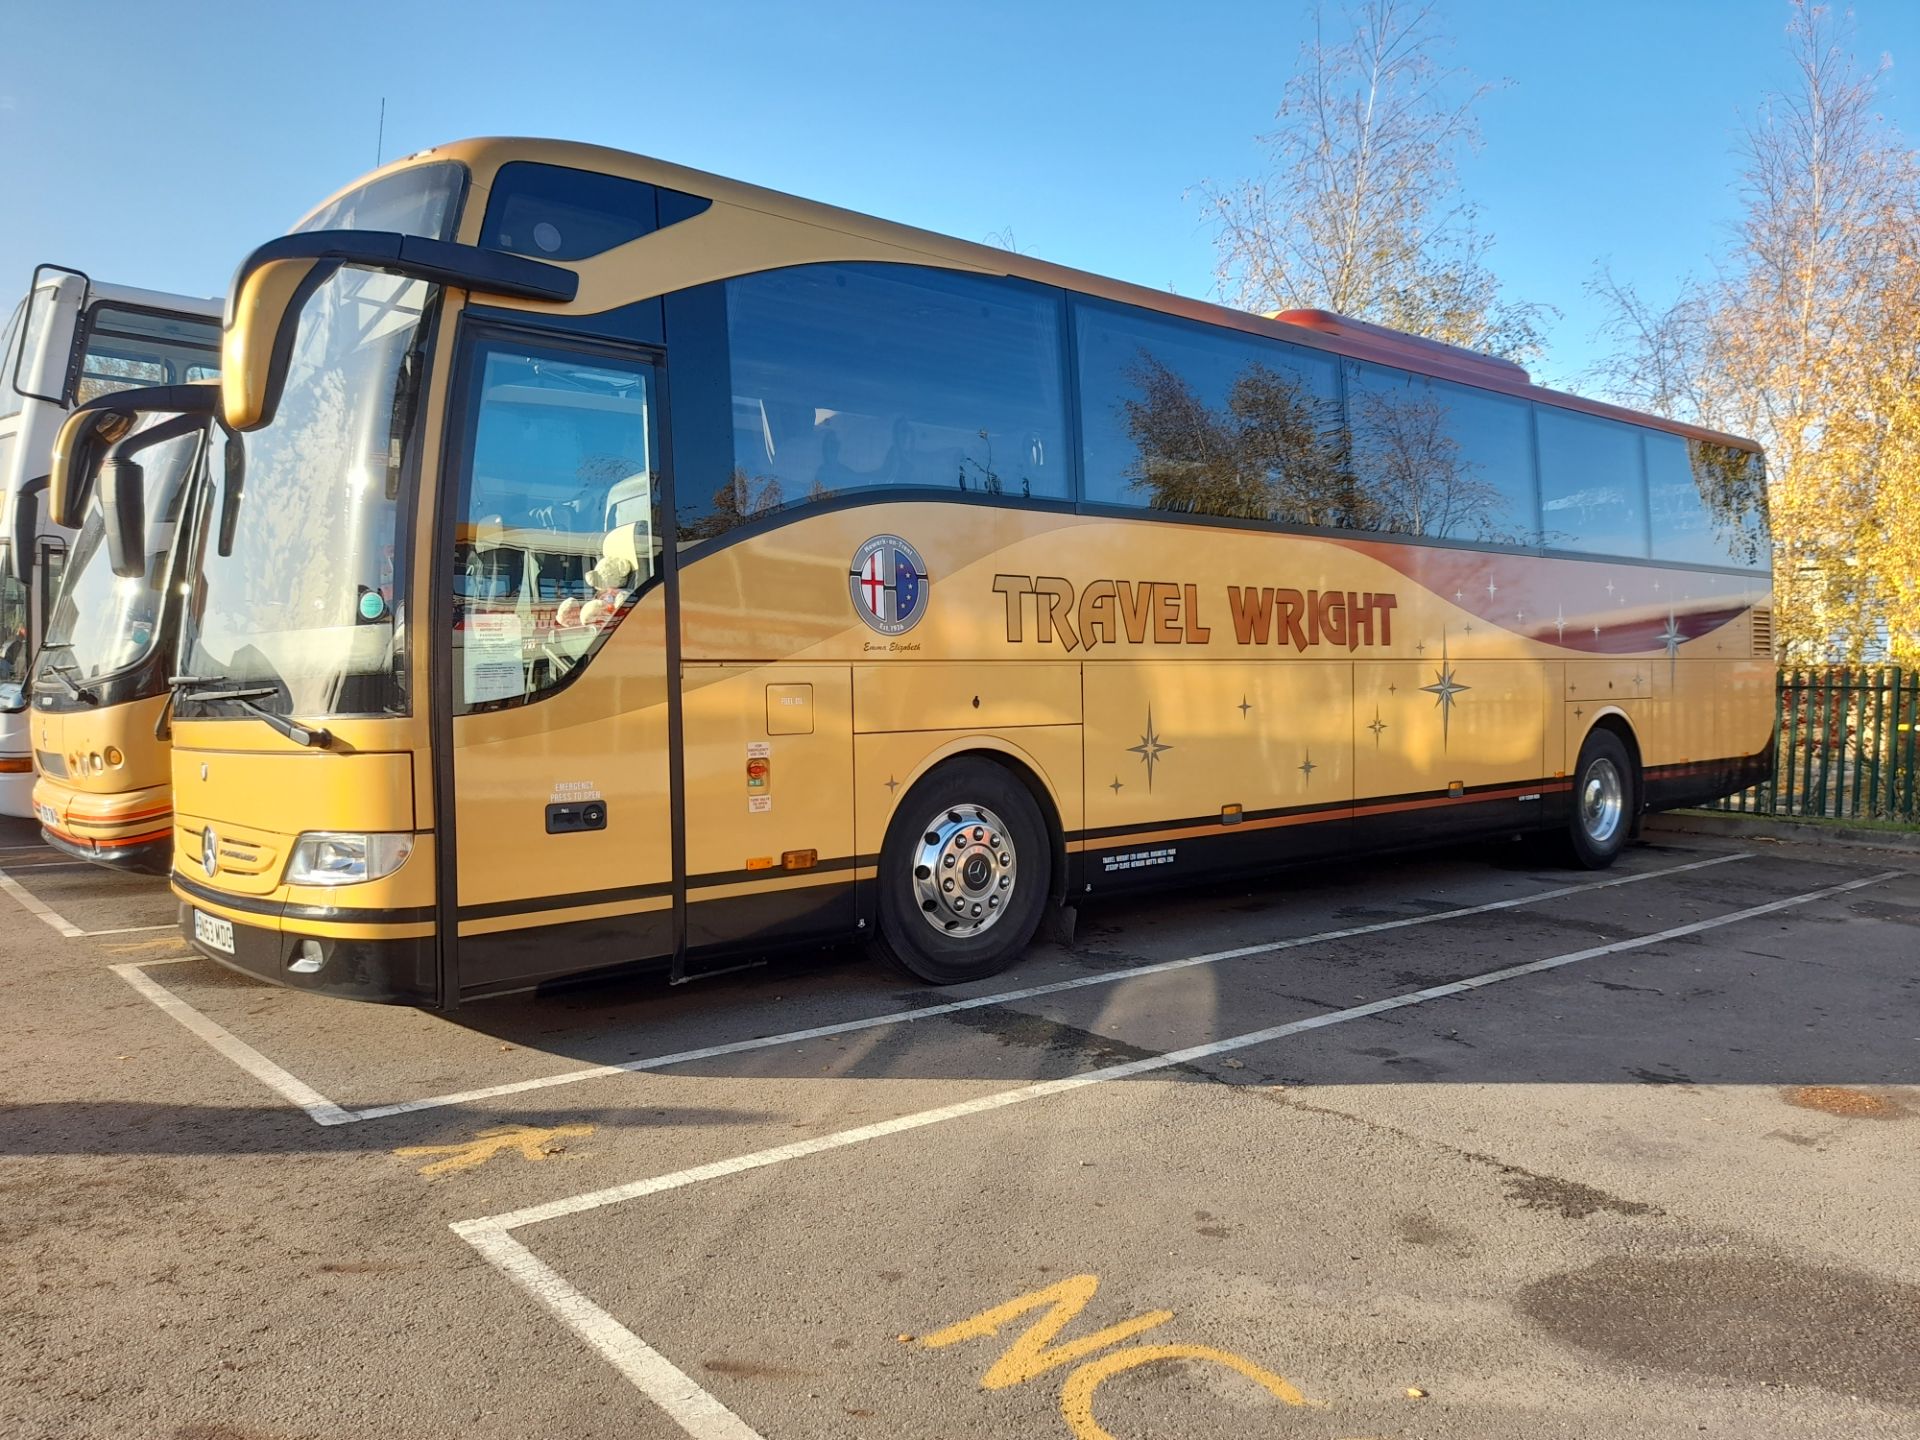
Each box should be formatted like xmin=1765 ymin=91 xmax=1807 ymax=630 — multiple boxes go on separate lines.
xmin=1707 ymin=668 xmax=1920 ymax=823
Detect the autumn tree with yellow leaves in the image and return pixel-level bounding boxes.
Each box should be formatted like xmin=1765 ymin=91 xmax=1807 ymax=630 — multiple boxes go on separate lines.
xmin=1593 ymin=3 xmax=1920 ymax=663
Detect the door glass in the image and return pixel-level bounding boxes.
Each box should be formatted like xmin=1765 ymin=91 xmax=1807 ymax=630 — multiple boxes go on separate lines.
xmin=452 ymin=341 xmax=659 ymax=713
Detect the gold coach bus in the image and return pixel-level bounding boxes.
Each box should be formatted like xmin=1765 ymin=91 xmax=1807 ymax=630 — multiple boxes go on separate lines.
xmin=172 ymin=138 xmax=1772 ymax=1006
xmin=32 ymin=386 xmax=223 ymax=869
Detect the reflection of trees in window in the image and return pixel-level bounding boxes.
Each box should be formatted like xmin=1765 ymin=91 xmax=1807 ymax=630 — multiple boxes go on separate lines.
xmin=1688 ymin=441 xmax=1770 ymax=567
xmin=679 ymin=468 xmax=784 ymax=544
xmin=1347 ymin=382 xmax=1525 ymax=542
xmin=1120 ymin=355 xmax=1352 ymax=525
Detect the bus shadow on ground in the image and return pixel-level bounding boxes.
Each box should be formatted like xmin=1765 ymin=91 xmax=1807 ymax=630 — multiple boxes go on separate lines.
xmin=406 ymin=844 xmax=1920 ymax=1095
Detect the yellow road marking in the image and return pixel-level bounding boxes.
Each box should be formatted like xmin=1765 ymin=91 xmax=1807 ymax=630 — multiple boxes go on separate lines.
xmin=923 ymin=1273 xmax=1310 ymax=1438
xmin=922 ymin=1274 xmax=1171 ymax=1388
xmin=1061 ymin=1344 xmax=1306 ymax=1440
xmin=395 ymin=1123 xmax=593 ymax=1178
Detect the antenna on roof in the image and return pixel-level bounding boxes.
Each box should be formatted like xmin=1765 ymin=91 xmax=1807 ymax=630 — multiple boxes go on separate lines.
xmin=375 ymin=97 xmax=386 ymax=167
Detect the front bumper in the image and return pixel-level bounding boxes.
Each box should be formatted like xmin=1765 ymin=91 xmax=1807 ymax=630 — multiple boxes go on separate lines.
xmin=174 ymin=881 xmax=438 ymax=1005
xmin=42 ymin=824 xmax=172 ymax=874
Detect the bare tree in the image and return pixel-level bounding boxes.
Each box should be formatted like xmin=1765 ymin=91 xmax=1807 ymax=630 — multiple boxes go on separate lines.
xmin=1199 ymin=0 xmax=1552 ymax=362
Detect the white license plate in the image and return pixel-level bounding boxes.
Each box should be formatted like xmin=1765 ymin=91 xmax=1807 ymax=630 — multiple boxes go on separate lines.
xmin=34 ymin=802 xmax=56 ymax=827
xmin=193 ymin=910 xmax=235 ymax=955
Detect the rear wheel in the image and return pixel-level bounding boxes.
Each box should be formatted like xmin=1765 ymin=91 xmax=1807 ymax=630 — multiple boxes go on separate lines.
xmin=870 ymin=757 xmax=1050 ymax=984
xmin=1564 ymin=728 xmax=1635 ymax=869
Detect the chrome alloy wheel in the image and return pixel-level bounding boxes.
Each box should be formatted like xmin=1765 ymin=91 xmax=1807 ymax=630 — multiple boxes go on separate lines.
xmin=911 ymin=804 xmax=1019 ymax=936
xmin=1580 ymin=758 xmax=1625 ymax=846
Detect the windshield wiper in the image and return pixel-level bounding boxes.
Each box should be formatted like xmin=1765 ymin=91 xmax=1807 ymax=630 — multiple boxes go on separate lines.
xmin=38 ymin=661 xmax=98 ymax=706
xmin=179 ymin=683 xmax=332 ymax=749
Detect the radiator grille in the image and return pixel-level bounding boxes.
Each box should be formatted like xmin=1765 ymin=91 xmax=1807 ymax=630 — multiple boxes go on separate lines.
xmin=1751 ymin=608 xmax=1774 ymax=657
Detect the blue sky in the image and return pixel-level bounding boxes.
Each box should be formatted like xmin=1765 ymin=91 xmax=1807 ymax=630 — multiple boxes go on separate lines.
xmin=3 ymin=0 xmax=1915 ymax=387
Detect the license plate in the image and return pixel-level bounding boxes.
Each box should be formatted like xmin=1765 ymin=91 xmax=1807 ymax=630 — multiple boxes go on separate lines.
xmin=193 ymin=909 xmax=235 ymax=955
xmin=34 ymin=802 xmax=56 ymax=827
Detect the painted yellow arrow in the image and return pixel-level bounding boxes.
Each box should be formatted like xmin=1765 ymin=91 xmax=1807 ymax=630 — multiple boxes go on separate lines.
xmin=394 ymin=1123 xmax=593 ymax=1177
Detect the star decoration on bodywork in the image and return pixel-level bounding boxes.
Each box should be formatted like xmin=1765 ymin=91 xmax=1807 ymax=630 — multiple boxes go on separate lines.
xmin=1237 ymin=695 xmax=1252 ymax=717
xmin=1109 ymin=776 xmax=1124 ymax=795
xmin=1128 ymin=708 xmax=1172 ymax=791
xmin=1368 ymin=708 xmax=1389 ymax=746
xmin=884 ymin=775 xmax=900 ymax=795
xmin=1421 ymin=633 xmax=1471 ymax=749
xmin=1298 ymin=751 xmax=1317 ymax=783
xmin=1660 ymin=609 xmax=1684 ymax=682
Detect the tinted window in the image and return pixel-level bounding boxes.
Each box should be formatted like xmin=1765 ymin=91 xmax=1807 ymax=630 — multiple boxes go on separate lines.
xmin=1671 ymin=437 xmax=1770 ymax=569
xmin=452 ymin=342 xmax=659 ymax=712
xmin=75 ymin=304 xmax=220 ymax=405
xmin=1346 ymin=362 xmax=1535 ymax=543
xmin=1536 ymin=406 xmax=1648 ymax=557
xmin=1077 ymin=301 xmax=1347 ymax=524
xmin=295 ymin=159 xmax=465 ymax=241
xmin=685 ymin=264 xmax=1068 ymax=541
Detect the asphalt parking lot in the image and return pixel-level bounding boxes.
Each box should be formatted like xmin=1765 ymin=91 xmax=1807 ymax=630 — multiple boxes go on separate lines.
xmin=3 ymin=820 xmax=1917 ymax=1440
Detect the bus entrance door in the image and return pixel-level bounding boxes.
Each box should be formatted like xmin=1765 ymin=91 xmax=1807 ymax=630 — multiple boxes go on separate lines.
xmin=442 ymin=332 xmax=675 ymax=1001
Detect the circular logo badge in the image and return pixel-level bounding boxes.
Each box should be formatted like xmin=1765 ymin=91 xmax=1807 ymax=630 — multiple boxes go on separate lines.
xmin=201 ymin=826 xmax=219 ymax=878
xmin=848 ymin=535 xmax=930 ymax=637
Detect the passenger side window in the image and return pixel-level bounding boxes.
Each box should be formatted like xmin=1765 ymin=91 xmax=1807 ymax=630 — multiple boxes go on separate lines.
xmin=452 ymin=342 xmax=659 ymax=712
xmin=1076 ymin=300 xmax=1347 ymax=525
xmin=1536 ymin=406 xmax=1649 ymax=558
xmin=1651 ymin=434 xmax=1770 ymax=570
xmin=1345 ymin=362 xmax=1536 ymax=544
xmin=682 ymin=264 xmax=1069 ymax=542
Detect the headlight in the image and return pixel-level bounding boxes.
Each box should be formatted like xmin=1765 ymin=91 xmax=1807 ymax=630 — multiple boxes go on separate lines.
xmin=285 ymin=831 xmax=414 ymax=886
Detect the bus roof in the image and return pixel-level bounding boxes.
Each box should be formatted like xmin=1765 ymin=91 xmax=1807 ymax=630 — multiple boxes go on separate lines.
xmin=84 ymin=280 xmax=222 ymax=320
xmin=317 ymin=137 xmax=1762 ymax=457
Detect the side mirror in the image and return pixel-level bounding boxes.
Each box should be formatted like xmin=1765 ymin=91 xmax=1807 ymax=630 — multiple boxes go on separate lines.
xmin=222 ymin=229 xmax=578 ymax=431
xmin=10 ymin=265 xmax=89 ymax=406
xmin=217 ymin=424 xmax=245 ymax=557
xmin=49 ymin=383 xmax=218 ymax=528
xmin=99 ymin=456 xmax=146 ymax=580
xmin=6 ymin=481 xmax=40 ymax=587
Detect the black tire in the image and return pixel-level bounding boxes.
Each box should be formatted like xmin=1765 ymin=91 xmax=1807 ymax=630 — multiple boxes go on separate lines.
xmin=870 ymin=757 xmax=1051 ymax=984
xmin=1564 ymin=727 xmax=1636 ymax=869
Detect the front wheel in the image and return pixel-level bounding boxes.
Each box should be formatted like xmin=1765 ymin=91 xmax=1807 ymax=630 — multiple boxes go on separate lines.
xmin=1564 ymin=728 xmax=1636 ymax=869
xmin=870 ymin=757 xmax=1050 ymax=984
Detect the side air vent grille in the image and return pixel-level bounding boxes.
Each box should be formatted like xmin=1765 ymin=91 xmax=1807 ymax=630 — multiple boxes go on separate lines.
xmin=1752 ymin=608 xmax=1774 ymax=657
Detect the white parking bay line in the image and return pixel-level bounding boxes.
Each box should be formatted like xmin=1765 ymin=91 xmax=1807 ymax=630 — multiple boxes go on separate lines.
xmin=111 ymin=964 xmax=357 ymax=1126
xmin=355 ymin=851 xmax=1751 ymax=1122
xmin=451 ymin=867 xmax=1900 ymax=1440
xmin=0 ymin=870 xmax=84 ymax=937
